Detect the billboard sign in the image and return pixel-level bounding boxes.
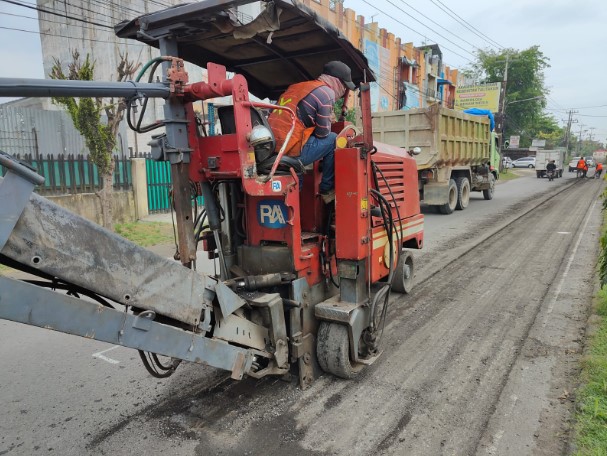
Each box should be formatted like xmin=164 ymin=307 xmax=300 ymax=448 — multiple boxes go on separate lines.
xmin=531 ymin=139 xmax=546 ymax=148
xmin=454 ymin=82 xmax=501 ymax=112
xmin=509 ymin=135 xmax=520 ymax=148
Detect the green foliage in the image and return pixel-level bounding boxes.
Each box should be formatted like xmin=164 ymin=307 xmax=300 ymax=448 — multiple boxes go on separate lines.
xmin=600 ymin=198 xmax=607 ymax=283
xmin=574 ymin=290 xmax=607 ymax=454
xmin=334 ymin=98 xmax=356 ymax=123
xmin=465 ymin=46 xmax=552 ymax=148
xmin=574 ymin=210 xmax=607 ymax=454
xmin=49 ymin=51 xmax=114 ymax=175
xmin=532 ymin=114 xmax=567 ymax=149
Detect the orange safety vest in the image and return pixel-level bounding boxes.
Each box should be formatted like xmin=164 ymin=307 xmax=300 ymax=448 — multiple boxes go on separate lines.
xmin=577 ymin=159 xmax=587 ymax=170
xmin=597 ymin=163 xmax=603 ymax=171
xmin=269 ymin=80 xmax=326 ymax=157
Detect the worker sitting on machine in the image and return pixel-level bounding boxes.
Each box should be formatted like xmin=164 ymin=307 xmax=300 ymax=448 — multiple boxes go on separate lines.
xmin=268 ymin=61 xmax=356 ymax=203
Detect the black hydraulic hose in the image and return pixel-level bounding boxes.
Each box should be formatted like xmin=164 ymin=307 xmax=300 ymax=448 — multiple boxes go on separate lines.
xmin=324 ymin=204 xmax=339 ymax=288
xmin=127 ymin=59 xmax=166 ymax=134
xmin=369 ymin=188 xmax=395 ymax=339
xmin=372 ymin=161 xmax=404 ymax=255
xmin=201 ymin=182 xmax=221 ymax=231
xmin=138 ymin=350 xmax=180 ymax=378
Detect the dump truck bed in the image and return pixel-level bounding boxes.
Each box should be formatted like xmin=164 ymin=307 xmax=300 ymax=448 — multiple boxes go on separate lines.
xmin=372 ymin=105 xmax=491 ymax=170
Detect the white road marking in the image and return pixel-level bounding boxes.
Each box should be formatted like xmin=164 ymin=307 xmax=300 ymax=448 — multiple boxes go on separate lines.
xmin=557 ymin=231 xmax=570 ymax=234
xmin=543 ymin=198 xmax=598 ymax=327
xmin=92 ymin=345 xmax=120 ymax=364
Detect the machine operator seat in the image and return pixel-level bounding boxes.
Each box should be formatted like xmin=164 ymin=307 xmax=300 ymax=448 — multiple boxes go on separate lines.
xmin=217 ymin=105 xmax=304 ymax=176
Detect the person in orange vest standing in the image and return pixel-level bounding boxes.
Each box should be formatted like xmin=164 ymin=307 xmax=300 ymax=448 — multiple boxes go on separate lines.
xmin=595 ymin=162 xmax=603 ymax=179
xmin=577 ymin=157 xmax=588 ymax=178
xmin=268 ymin=61 xmax=356 ymax=203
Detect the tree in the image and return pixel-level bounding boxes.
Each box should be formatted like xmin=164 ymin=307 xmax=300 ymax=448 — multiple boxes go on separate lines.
xmin=529 ymin=114 xmax=565 ymax=149
xmin=464 ymin=46 xmax=550 ymax=148
xmin=50 ymin=50 xmax=139 ymax=230
xmin=333 ymin=98 xmax=356 ymax=123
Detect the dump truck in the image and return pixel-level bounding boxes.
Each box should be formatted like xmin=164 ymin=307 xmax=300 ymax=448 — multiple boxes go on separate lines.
xmin=372 ymin=105 xmax=500 ymax=214
xmin=0 ymin=0 xmax=424 ymax=388
xmin=535 ymin=149 xmax=565 ymax=178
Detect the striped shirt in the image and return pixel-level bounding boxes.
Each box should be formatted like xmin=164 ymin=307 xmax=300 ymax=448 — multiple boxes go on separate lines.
xmin=297 ymin=85 xmax=335 ymax=139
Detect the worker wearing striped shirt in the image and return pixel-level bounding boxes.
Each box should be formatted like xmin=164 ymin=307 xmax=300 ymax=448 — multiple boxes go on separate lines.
xmin=269 ymin=61 xmax=355 ymax=203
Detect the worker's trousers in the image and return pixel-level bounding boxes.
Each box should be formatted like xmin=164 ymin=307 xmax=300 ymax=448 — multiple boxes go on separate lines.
xmin=298 ymin=132 xmax=337 ymax=193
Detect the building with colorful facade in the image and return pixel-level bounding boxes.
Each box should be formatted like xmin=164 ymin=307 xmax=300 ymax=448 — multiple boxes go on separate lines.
xmin=299 ymin=0 xmax=460 ymax=111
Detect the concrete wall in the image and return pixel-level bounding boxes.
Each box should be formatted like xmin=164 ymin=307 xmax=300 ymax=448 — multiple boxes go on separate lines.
xmin=43 ymin=158 xmax=149 ymax=226
xmin=47 ymin=191 xmax=135 ymax=226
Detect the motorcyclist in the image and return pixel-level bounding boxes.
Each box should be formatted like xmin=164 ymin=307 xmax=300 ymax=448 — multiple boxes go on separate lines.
xmin=576 ymin=157 xmax=588 ymax=178
xmin=546 ymin=160 xmax=557 ymax=180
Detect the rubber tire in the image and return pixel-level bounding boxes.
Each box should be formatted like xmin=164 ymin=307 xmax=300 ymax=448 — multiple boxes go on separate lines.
xmin=317 ymin=322 xmax=355 ymax=379
xmin=438 ymin=179 xmax=458 ymax=214
xmin=528 ymin=164 xmax=533 ymax=168
xmin=483 ymin=174 xmax=495 ymax=200
xmin=391 ymin=251 xmax=414 ymax=294
xmin=455 ymin=177 xmax=470 ymax=210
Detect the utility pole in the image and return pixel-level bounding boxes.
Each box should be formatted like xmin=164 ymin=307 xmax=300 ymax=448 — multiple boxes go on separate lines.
xmin=577 ymin=124 xmax=586 ymax=154
xmin=562 ymin=110 xmax=577 ymax=152
xmin=496 ymin=54 xmax=509 ymax=141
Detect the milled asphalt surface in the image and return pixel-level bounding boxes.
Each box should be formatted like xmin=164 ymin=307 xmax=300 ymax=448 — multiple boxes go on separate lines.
xmin=0 ymin=168 xmax=603 ymax=455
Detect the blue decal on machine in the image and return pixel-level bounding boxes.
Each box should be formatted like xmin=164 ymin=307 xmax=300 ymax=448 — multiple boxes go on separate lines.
xmin=257 ymin=200 xmax=288 ymax=228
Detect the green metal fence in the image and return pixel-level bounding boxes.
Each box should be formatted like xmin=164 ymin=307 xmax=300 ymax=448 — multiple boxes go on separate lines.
xmin=146 ymin=159 xmax=172 ymax=213
xmin=145 ymin=159 xmax=203 ymax=213
xmin=0 ymin=153 xmax=131 ymax=195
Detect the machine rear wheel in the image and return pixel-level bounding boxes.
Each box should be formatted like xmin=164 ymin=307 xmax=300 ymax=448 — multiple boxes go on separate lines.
xmin=317 ymin=322 xmax=355 ymax=379
xmin=391 ymin=251 xmax=414 ymax=293
xmin=455 ymin=177 xmax=470 ymax=210
xmin=438 ymin=179 xmax=457 ymax=214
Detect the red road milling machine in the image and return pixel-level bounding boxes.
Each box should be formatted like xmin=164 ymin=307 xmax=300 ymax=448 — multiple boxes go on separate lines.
xmin=0 ymin=0 xmax=423 ymax=388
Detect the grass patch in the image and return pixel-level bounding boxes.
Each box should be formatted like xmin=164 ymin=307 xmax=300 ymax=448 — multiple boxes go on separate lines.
xmin=114 ymin=221 xmax=175 ymax=247
xmin=498 ymin=169 xmax=521 ymax=181
xmin=573 ymin=210 xmax=607 ymax=454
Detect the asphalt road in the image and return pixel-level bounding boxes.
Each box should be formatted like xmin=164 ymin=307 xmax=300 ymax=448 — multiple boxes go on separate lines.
xmin=0 ymin=169 xmax=603 ymax=455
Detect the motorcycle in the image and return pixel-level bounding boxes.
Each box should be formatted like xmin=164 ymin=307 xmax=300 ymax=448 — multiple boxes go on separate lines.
xmin=546 ymin=169 xmax=555 ymax=181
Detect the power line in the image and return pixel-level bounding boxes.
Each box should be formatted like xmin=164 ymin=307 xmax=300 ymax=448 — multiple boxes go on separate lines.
xmin=429 ymin=0 xmax=504 ymax=50
xmin=0 ymin=25 xmax=133 ymax=45
xmin=360 ymin=0 xmax=474 ymax=63
xmin=1 ymin=0 xmax=114 ymax=29
xmin=0 ymin=11 xmax=116 ymax=33
xmin=383 ymin=0 xmax=477 ymax=58
xmin=396 ymin=0 xmax=484 ymax=52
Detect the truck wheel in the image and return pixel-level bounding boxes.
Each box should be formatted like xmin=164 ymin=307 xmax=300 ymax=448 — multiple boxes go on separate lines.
xmin=455 ymin=177 xmax=470 ymax=210
xmin=536 ymin=171 xmax=541 ymax=178
xmin=317 ymin=322 xmax=355 ymax=379
xmin=391 ymin=251 xmax=414 ymax=293
xmin=438 ymin=179 xmax=458 ymax=214
xmin=483 ymin=174 xmax=495 ymax=200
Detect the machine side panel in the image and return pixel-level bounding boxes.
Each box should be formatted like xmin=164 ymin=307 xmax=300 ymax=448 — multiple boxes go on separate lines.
xmin=335 ymin=147 xmax=370 ymax=260
xmin=0 ymin=187 xmax=206 ymax=325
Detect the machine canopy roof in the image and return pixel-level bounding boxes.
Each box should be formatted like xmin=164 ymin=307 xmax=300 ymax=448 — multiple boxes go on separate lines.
xmin=115 ymin=0 xmax=375 ymax=100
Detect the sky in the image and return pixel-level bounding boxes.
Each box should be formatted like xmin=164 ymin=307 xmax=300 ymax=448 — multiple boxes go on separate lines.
xmin=0 ymin=0 xmax=606 ymax=144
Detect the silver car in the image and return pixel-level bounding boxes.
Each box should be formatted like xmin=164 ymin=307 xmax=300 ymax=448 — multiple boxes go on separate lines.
xmin=512 ymin=156 xmax=536 ymax=168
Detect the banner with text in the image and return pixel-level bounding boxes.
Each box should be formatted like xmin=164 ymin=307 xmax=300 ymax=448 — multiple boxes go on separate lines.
xmin=454 ymin=82 xmax=501 ymax=112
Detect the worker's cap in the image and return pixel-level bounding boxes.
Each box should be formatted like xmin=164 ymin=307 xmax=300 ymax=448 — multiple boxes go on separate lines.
xmin=323 ymin=61 xmax=356 ymax=90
